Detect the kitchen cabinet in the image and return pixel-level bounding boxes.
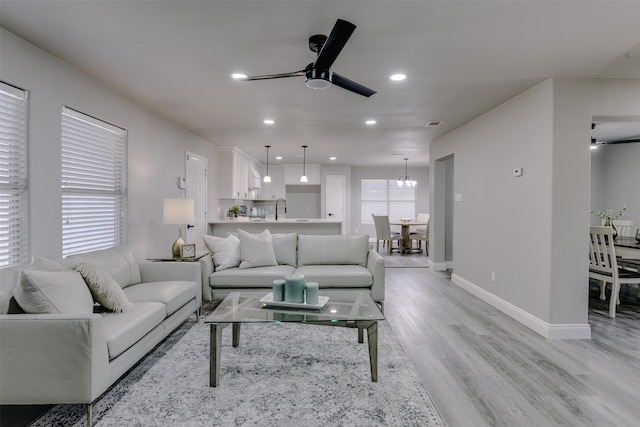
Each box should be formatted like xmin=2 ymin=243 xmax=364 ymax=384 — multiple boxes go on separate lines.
xmin=283 ymin=164 xmax=321 ymax=185
xmin=261 ymin=165 xmax=285 ymax=200
xmin=217 ymin=147 xmax=249 ymax=199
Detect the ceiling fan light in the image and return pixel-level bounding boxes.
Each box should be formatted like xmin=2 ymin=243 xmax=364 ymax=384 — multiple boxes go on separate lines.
xmin=305 ymin=68 xmax=332 ymax=90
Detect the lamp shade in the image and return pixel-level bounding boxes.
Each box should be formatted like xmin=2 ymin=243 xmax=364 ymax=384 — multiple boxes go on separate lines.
xmin=163 ymin=198 xmax=195 ymax=224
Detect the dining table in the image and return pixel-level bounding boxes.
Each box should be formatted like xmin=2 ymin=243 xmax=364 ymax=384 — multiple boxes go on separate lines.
xmin=389 ymin=219 xmax=428 ymax=254
xmin=614 ymin=236 xmax=640 ymax=260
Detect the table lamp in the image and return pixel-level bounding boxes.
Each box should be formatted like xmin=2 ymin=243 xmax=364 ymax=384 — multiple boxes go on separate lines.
xmin=163 ymin=198 xmax=195 ymax=257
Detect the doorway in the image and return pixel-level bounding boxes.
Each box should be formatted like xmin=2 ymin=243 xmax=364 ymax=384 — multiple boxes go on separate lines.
xmin=185 ymin=151 xmax=207 ymax=249
xmin=433 ymin=155 xmax=454 ymax=270
xmin=325 ymin=175 xmax=346 ymax=233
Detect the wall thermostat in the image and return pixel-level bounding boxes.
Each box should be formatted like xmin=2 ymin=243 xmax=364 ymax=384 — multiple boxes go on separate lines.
xmin=513 ymin=168 xmax=523 ymax=177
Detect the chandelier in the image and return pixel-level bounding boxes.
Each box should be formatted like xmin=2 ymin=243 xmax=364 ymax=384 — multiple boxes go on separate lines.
xmin=397 ymin=158 xmax=417 ymax=187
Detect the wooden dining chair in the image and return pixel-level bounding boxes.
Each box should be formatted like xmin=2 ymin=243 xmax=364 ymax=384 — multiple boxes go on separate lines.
xmin=372 ymin=214 xmax=401 ymax=255
xmin=588 ymin=226 xmax=640 ymax=318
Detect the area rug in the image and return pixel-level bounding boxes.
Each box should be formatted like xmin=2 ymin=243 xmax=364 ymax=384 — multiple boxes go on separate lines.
xmin=33 ymin=313 xmax=445 ymax=426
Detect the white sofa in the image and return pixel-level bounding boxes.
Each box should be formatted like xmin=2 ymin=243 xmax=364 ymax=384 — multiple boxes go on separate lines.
xmin=199 ymin=233 xmax=385 ymax=309
xmin=0 ymin=245 xmax=201 ymax=425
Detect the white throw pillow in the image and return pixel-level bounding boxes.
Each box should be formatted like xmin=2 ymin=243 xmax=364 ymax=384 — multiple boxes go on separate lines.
xmin=202 ymin=234 xmax=241 ymax=271
xmin=13 ymin=269 xmax=94 ymax=314
xmin=238 ymin=229 xmax=278 ymax=269
xmin=72 ymin=261 xmax=133 ymax=313
xmin=271 ymin=233 xmax=297 ymax=266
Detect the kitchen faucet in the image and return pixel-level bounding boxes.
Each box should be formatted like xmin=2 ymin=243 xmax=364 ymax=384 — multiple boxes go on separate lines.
xmin=275 ymin=198 xmax=287 ymax=221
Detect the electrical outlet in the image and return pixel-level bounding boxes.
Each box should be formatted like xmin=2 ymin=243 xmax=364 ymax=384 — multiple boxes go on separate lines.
xmin=491 ymin=271 xmax=496 ymax=282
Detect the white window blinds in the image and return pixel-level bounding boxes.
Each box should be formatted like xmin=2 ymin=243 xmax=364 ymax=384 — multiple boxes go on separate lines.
xmin=0 ymin=82 xmax=29 ymax=267
xmin=361 ymin=179 xmax=415 ymax=224
xmin=61 ymin=107 xmax=127 ymax=257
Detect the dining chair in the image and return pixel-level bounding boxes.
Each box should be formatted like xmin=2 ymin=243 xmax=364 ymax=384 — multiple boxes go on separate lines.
xmin=601 ymin=219 xmax=634 ymax=237
xmin=588 ymin=226 xmax=640 ymax=318
xmin=412 ymin=213 xmax=430 ymax=256
xmin=372 ymin=214 xmax=401 ymax=255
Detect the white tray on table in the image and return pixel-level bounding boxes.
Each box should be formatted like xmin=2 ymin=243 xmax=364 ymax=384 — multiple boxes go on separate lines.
xmin=259 ymin=293 xmax=329 ymax=310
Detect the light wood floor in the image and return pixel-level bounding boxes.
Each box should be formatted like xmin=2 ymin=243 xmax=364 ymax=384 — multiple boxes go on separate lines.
xmin=383 ymin=258 xmax=640 ymax=427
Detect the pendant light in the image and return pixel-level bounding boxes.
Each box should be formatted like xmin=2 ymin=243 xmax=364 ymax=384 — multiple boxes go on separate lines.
xmin=397 ymin=158 xmax=417 ymax=187
xmin=300 ymin=145 xmax=308 ymax=183
xmin=263 ymin=145 xmax=272 ymax=183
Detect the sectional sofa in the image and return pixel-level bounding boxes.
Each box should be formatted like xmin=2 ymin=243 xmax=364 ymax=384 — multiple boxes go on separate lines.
xmin=0 ymin=245 xmax=201 ymax=426
xmin=200 ymin=231 xmax=385 ymax=310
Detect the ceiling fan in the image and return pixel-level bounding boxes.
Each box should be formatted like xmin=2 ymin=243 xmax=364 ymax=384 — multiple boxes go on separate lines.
xmin=236 ymin=19 xmax=376 ymax=97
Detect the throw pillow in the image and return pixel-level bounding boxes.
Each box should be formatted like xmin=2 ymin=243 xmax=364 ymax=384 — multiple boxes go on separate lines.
xmin=271 ymin=233 xmax=297 ymax=266
xmin=72 ymin=261 xmax=133 ymax=313
xmin=238 ymin=228 xmax=278 ymax=269
xmin=202 ymin=234 xmax=241 ymax=271
xmin=13 ymin=269 xmax=94 ymax=314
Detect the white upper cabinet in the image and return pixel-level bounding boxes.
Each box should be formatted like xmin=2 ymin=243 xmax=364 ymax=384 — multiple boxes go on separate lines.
xmin=283 ymin=164 xmax=321 ymax=185
xmin=217 ymin=147 xmax=249 ymax=199
xmin=261 ymin=165 xmax=285 ymax=200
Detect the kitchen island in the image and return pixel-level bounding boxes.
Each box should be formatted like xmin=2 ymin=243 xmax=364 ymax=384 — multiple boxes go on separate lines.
xmin=209 ymin=218 xmax=343 ymax=237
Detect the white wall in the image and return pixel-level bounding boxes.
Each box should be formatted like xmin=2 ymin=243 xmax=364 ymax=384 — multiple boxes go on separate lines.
xmin=430 ymin=77 xmax=640 ymax=338
xmin=0 ymin=29 xmax=218 ymax=261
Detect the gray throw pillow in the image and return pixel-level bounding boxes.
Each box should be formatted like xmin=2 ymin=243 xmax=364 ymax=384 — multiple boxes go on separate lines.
xmin=271 ymin=233 xmax=297 ymax=266
xmin=13 ymin=269 xmax=94 ymax=314
xmin=238 ymin=229 xmax=278 ymax=269
xmin=202 ymin=234 xmax=241 ymax=271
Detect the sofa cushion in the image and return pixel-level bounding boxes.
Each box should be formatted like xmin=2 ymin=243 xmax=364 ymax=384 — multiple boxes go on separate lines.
xmin=13 ymin=269 xmax=94 ymax=314
xmin=238 ymin=229 xmax=278 ymax=269
xmin=271 ymin=233 xmax=297 ymax=267
xmin=209 ymin=265 xmax=296 ymax=288
xmin=293 ymin=265 xmax=373 ymax=287
xmin=72 ymin=261 xmax=133 ymax=313
xmin=66 ymin=244 xmax=141 ymax=288
xmin=297 ymin=234 xmax=369 ymax=267
xmin=123 ymin=281 xmax=199 ymax=316
xmin=100 ymin=301 xmax=165 ymax=359
xmin=202 ymin=234 xmax=241 ymax=271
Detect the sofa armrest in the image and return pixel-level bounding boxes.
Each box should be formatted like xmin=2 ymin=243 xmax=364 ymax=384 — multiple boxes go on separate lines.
xmin=0 ymin=313 xmax=110 ymax=405
xmin=366 ymin=249 xmax=385 ymax=303
xmin=198 ymin=255 xmax=214 ymax=302
xmin=138 ymin=261 xmax=201 ymax=284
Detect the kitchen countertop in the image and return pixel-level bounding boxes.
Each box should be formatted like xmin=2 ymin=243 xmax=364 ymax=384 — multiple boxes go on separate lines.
xmin=209 ymin=218 xmax=342 ymax=224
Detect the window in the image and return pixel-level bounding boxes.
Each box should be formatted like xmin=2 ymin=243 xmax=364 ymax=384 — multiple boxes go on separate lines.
xmin=361 ymin=179 xmax=415 ymax=224
xmin=61 ymin=107 xmax=127 ymax=257
xmin=0 ymin=82 xmax=29 ymax=267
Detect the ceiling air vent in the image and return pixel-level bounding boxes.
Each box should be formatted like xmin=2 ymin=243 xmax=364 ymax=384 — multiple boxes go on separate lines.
xmin=425 ymin=120 xmax=444 ymax=128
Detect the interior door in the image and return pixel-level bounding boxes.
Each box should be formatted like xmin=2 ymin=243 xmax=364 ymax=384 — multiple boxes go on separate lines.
xmin=185 ymin=152 xmax=207 ymax=250
xmin=325 ymin=175 xmax=345 ymax=233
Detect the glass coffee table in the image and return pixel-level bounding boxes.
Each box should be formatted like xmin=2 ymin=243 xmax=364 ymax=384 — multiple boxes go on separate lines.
xmin=205 ymin=290 xmax=385 ymax=386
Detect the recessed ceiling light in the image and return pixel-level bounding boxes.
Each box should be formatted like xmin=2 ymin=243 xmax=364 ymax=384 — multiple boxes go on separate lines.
xmin=275 ymin=156 xmax=283 ymax=160
xmin=365 ymin=119 xmax=377 ymax=125
xmin=390 ymin=73 xmax=406 ymax=81
xmin=263 ymin=119 xmax=275 ymax=125
xmin=232 ymin=73 xmax=247 ymax=80
xmin=330 ymin=156 xmax=337 ymax=161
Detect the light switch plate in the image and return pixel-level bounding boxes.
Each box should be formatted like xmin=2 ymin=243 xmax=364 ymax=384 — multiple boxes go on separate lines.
xmin=455 ymin=193 xmax=463 ymax=202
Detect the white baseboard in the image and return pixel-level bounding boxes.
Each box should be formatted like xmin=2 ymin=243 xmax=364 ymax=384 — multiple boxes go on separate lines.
xmin=451 ymin=273 xmax=591 ymax=340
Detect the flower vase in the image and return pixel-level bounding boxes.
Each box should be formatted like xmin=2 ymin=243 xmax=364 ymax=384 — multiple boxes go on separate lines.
xmin=604 ymin=219 xmax=618 ymax=240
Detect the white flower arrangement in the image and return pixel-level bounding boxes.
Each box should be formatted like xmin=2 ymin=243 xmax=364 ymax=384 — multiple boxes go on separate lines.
xmin=591 ymin=204 xmax=627 ymax=221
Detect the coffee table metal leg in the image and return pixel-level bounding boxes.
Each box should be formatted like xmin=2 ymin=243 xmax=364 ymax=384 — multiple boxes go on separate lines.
xmin=367 ymin=321 xmax=378 ymax=382
xmin=210 ymin=323 xmax=226 ymax=387
xmin=232 ymin=322 xmax=241 ymax=347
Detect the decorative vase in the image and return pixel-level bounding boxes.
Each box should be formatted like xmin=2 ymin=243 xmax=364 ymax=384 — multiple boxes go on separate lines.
xmin=604 ymin=219 xmax=618 ymax=240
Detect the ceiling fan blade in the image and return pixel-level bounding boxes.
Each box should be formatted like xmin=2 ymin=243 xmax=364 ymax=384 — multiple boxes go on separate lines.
xmin=331 ymin=73 xmax=376 ymax=97
xmin=242 ymin=70 xmax=305 ymax=81
xmin=313 ymin=19 xmax=356 ymax=71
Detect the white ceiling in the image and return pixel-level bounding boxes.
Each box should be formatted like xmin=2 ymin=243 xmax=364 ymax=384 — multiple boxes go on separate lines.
xmin=1 ymin=0 xmax=639 ymax=167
